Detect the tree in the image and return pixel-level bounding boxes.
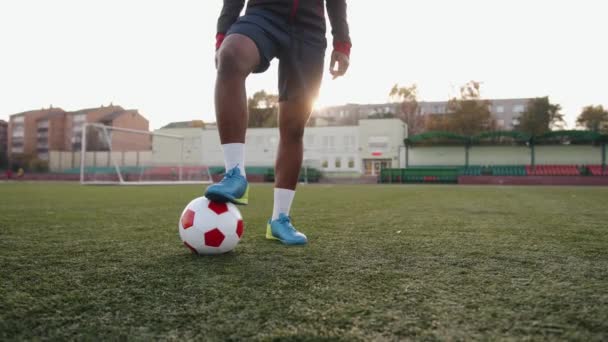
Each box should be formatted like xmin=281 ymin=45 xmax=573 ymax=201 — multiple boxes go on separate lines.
xmin=389 ymin=83 xmax=422 ymax=135
xmin=424 ymin=81 xmax=495 ymax=136
xmin=515 ymin=97 xmax=564 ymax=136
xmin=576 ymin=105 xmax=608 ymax=133
xmin=247 ymin=90 xmax=279 ymax=128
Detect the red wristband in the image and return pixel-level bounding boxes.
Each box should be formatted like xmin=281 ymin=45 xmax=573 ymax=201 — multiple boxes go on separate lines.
xmin=333 ymin=42 xmax=351 ymax=57
xmin=216 ymin=33 xmax=226 ymax=50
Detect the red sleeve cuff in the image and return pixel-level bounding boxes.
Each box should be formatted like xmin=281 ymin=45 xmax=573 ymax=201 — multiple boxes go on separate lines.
xmin=333 ymin=42 xmax=351 ymax=57
xmin=216 ymin=33 xmax=226 ymax=50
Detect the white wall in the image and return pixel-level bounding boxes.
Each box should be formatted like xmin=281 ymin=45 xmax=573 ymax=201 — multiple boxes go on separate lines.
xmin=409 ymin=146 xmax=466 ymax=166
xmin=49 ymin=150 xmax=154 ymax=171
xmin=470 ymin=146 xmax=530 ymax=165
xmin=535 ymin=145 xmax=602 ymax=164
xmin=407 ymin=145 xmax=604 ymax=166
xmin=201 ymin=126 xmax=362 ymax=172
xmin=153 ymin=128 xmax=204 ymax=166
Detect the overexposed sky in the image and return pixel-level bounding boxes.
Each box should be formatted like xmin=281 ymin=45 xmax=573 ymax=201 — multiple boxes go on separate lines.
xmin=1 ymin=0 xmax=606 ymax=129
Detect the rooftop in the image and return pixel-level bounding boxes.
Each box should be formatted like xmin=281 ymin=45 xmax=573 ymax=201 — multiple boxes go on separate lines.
xmin=161 ymin=120 xmax=205 ymax=129
xmin=69 ymin=104 xmax=124 ymax=115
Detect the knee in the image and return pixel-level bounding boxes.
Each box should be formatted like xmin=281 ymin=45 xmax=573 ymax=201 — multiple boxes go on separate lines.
xmin=216 ymin=44 xmax=252 ymax=77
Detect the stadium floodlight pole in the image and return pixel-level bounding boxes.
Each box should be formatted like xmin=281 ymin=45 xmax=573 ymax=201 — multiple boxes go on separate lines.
xmin=80 ymin=123 xmax=87 ymax=184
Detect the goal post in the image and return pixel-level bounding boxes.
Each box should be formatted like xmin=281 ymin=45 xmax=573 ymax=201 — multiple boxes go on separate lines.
xmin=80 ymin=123 xmax=212 ymax=185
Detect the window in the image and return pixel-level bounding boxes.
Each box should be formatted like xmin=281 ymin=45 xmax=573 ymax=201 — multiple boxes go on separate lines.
xmin=11 ymin=137 xmax=24 ymax=147
xmin=495 ymin=105 xmax=504 ymax=113
xmin=335 ymin=157 xmax=341 ymax=168
xmin=497 ymin=119 xmax=505 ymax=128
xmin=348 ymin=157 xmax=355 ymax=169
xmin=11 ymin=116 xmax=24 ymax=123
xmin=513 ymin=104 xmax=525 ymax=113
xmin=322 ymin=159 xmax=328 ymax=169
xmin=342 ymin=135 xmax=356 ymax=151
xmin=322 ymin=136 xmax=329 ymax=148
xmin=328 ymin=136 xmax=335 ymax=148
xmin=73 ymin=114 xmax=86 ymax=123
xmin=11 ymin=127 xmax=24 ymax=137
xmin=37 ymin=120 xmax=49 ymax=129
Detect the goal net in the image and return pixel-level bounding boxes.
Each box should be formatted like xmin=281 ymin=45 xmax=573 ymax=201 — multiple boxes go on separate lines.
xmin=80 ymin=123 xmax=212 ymax=185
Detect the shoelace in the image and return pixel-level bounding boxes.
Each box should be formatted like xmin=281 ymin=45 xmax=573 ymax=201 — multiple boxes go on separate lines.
xmin=277 ymin=215 xmax=296 ymax=231
xmin=220 ymin=168 xmax=239 ymax=183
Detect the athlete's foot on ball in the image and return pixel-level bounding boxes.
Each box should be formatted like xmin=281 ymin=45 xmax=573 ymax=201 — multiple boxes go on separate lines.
xmin=266 ymin=213 xmax=307 ymax=245
xmin=204 ymin=166 xmax=249 ymax=205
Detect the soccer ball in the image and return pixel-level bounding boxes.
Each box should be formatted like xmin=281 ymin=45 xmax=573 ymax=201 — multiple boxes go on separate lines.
xmin=178 ymin=197 xmax=244 ymax=255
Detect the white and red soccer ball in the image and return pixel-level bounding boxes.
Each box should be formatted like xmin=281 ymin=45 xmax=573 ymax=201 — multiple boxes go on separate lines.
xmin=178 ymin=197 xmax=244 ymax=255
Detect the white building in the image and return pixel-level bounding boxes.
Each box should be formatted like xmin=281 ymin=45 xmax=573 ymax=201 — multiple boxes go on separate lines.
xmin=154 ymin=118 xmax=407 ymax=176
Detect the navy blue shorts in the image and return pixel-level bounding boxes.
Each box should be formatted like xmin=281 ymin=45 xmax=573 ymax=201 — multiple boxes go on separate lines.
xmin=226 ymin=8 xmax=327 ymax=102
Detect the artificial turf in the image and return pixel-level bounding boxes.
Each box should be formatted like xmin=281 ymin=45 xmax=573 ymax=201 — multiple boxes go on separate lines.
xmin=1 ymin=183 xmax=607 ymax=340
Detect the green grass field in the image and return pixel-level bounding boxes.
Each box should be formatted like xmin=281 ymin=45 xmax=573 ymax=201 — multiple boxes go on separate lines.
xmin=1 ymin=183 xmax=607 ymax=340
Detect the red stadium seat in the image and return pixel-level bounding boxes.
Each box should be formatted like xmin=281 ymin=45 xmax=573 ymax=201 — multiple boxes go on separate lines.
xmin=526 ymin=165 xmax=580 ymax=176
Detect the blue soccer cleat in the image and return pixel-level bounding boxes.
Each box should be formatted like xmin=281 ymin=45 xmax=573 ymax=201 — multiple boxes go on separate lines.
xmin=204 ymin=166 xmax=249 ymax=205
xmin=266 ymin=213 xmax=308 ymax=245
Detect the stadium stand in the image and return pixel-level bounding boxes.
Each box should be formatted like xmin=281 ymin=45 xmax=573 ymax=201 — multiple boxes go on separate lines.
xmin=587 ymin=165 xmax=608 ymax=176
xmin=379 ymin=164 xmax=602 ymax=183
xmin=490 ymin=165 xmax=527 ymax=176
xmin=526 ymin=165 xmax=580 ymax=176
xmin=381 ymin=167 xmax=460 ymax=184
xmin=461 ymin=166 xmax=483 ymax=176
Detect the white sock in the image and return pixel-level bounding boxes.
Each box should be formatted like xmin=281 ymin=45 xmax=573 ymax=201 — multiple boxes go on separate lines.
xmin=272 ymin=188 xmax=296 ymax=220
xmin=221 ymin=143 xmax=245 ymax=176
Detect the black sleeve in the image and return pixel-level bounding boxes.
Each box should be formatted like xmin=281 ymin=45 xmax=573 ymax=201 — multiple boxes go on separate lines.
xmin=217 ymin=0 xmax=246 ymax=34
xmin=325 ymin=0 xmax=351 ymax=45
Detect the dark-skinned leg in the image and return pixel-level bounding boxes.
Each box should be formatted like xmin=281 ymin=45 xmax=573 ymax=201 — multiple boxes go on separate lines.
xmin=205 ymin=34 xmax=260 ymax=204
xmin=215 ymin=34 xmax=260 ymax=144
xmin=274 ymin=98 xmax=314 ymax=190
xmin=266 ymin=98 xmax=312 ymax=244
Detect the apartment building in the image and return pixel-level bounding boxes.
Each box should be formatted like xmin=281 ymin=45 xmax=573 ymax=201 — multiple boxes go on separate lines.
xmin=314 ymin=98 xmax=533 ymax=130
xmin=0 ymin=120 xmax=7 ymax=166
xmin=8 ymin=107 xmax=65 ymax=159
xmin=7 ymin=105 xmax=150 ymax=161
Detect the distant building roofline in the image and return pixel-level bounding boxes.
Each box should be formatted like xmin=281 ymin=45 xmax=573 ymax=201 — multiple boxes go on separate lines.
xmin=161 ymin=120 xmax=205 ymax=129
xmin=9 ymin=107 xmax=65 ymax=118
xmin=68 ymin=104 xmax=124 ymax=115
